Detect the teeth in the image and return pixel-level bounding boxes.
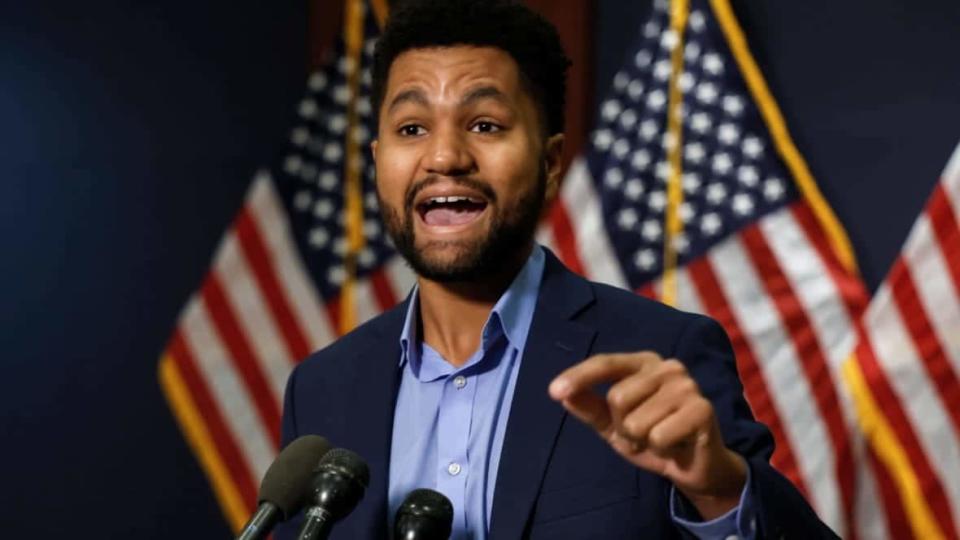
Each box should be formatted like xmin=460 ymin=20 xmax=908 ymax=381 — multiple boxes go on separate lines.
xmin=426 ymin=195 xmax=482 ymax=205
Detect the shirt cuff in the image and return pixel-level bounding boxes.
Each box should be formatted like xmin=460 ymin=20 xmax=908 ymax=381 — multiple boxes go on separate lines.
xmin=669 ymin=459 xmax=757 ymax=540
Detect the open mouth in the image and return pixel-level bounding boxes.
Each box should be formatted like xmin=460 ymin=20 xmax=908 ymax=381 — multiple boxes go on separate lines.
xmin=416 ymin=195 xmax=488 ymax=227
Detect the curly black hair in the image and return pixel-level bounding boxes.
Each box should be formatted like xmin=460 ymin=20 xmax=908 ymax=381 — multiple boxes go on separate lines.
xmin=372 ymin=0 xmax=571 ymax=136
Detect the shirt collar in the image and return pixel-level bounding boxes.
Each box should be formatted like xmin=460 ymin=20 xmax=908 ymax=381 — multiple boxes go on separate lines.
xmin=398 ymin=245 xmax=546 ymax=374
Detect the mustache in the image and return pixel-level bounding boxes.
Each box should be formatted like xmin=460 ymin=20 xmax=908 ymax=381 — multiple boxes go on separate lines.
xmin=404 ymin=175 xmax=498 ymax=211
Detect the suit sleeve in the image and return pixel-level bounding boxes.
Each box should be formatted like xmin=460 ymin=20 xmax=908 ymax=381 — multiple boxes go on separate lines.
xmin=672 ymin=314 xmax=840 ymax=540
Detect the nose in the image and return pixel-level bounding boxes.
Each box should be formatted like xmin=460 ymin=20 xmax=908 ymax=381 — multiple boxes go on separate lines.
xmin=424 ymin=125 xmax=475 ymax=177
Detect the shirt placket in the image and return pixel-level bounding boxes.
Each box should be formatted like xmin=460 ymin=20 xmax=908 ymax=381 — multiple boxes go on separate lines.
xmin=436 ymin=366 xmax=479 ymax=537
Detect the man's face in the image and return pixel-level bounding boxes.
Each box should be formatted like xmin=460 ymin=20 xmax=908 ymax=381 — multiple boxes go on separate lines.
xmin=372 ymin=46 xmax=563 ymax=282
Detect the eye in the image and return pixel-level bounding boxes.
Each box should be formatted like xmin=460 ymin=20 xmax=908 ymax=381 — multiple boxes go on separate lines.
xmin=470 ymin=121 xmax=502 ymax=134
xmin=398 ymin=124 xmax=426 ymax=137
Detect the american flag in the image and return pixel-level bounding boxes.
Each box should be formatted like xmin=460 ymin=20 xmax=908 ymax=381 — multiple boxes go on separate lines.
xmin=158 ymin=0 xmax=956 ymax=537
xmin=536 ymin=0 xmax=914 ymax=538
xmin=157 ymin=0 xmax=407 ymax=532
xmin=848 ymin=143 xmax=960 ymax=540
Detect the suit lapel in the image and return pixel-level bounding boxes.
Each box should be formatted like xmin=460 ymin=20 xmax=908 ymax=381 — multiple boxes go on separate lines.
xmin=489 ymin=252 xmax=597 ymax=539
xmin=338 ymin=303 xmax=406 ymax=538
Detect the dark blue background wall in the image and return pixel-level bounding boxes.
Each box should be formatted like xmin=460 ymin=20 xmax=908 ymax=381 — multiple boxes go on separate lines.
xmin=1 ymin=1 xmax=305 ymax=536
xmin=2 ymin=0 xmax=958 ymax=537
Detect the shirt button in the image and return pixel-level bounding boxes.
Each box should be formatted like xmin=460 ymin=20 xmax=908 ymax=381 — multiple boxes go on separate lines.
xmin=453 ymin=375 xmax=467 ymax=389
xmin=447 ymin=462 xmax=462 ymax=476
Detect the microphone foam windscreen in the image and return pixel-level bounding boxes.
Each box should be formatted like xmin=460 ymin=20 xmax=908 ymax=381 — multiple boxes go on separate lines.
xmin=398 ymin=488 xmax=453 ymax=521
xmin=259 ymin=435 xmax=333 ymax=517
xmin=317 ymin=447 xmax=370 ymax=488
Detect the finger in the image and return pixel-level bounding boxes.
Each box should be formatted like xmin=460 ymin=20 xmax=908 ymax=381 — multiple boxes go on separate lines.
xmin=608 ymin=430 xmax=640 ymax=456
xmin=647 ymin=398 xmax=713 ymax=452
xmin=617 ymin=387 xmax=682 ymax=447
xmin=559 ymin=391 xmax=613 ymax=435
xmin=606 ymin=371 xmax=659 ymax=423
xmin=646 ymin=397 xmax=714 ymax=452
xmin=549 ymin=352 xmax=660 ymax=400
xmin=606 ymin=359 xmax=688 ymax=421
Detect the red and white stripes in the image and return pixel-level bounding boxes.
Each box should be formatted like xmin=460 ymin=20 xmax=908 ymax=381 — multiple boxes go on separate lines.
xmin=542 ymin=158 xmax=629 ymax=289
xmin=162 ymin=173 xmax=415 ymax=517
xmin=852 ymin=145 xmax=960 ymax=539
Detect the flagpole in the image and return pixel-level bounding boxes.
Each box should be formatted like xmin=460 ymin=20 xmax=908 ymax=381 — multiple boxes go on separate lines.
xmin=339 ymin=0 xmax=368 ymax=334
xmin=661 ymin=0 xmax=690 ymax=307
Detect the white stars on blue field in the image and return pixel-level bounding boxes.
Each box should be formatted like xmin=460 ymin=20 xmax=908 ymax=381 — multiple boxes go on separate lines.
xmin=271 ymin=16 xmax=393 ymax=299
xmin=585 ymin=0 xmax=799 ymax=288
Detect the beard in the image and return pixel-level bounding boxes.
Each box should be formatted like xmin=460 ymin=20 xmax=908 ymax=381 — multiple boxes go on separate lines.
xmin=379 ymin=166 xmax=546 ymax=283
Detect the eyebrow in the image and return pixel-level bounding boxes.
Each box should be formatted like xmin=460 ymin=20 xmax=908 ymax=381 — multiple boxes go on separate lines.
xmin=387 ymin=88 xmax=429 ymax=112
xmin=386 ymin=85 xmax=511 ymax=113
xmin=459 ymin=85 xmax=510 ymax=108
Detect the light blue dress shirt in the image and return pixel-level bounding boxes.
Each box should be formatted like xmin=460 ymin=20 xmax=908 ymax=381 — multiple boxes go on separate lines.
xmin=388 ymin=245 xmax=755 ymax=539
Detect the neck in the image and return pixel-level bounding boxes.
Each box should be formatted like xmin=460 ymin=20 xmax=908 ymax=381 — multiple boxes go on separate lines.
xmin=417 ymin=243 xmax=533 ymax=366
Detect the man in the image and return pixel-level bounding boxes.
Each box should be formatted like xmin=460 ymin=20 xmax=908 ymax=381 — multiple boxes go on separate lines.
xmin=278 ymin=1 xmax=837 ymax=538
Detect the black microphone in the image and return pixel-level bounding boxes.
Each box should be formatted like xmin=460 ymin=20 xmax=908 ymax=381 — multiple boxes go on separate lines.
xmin=236 ymin=435 xmax=333 ymax=540
xmin=394 ymin=488 xmax=454 ymax=540
xmin=295 ymin=448 xmax=370 ymax=540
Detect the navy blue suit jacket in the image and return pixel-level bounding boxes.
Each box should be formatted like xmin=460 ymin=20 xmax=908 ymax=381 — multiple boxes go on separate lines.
xmin=276 ymin=251 xmax=837 ymax=539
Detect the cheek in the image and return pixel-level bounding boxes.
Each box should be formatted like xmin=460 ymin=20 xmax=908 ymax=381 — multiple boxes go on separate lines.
xmin=480 ymin=142 xmax=541 ymax=196
xmin=374 ymin=148 xmax=416 ymax=203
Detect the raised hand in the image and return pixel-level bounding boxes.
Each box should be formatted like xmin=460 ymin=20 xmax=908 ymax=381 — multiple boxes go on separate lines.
xmin=548 ymin=352 xmax=747 ymax=519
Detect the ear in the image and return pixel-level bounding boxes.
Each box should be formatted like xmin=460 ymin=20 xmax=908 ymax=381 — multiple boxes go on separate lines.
xmin=543 ymin=133 xmax=565 ymax=203
xmin=370 ymin=139 xmax=378 ymax=162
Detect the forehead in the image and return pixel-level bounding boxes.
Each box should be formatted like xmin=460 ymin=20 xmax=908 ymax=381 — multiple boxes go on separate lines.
xmin=383 ymin=45 xmax=525 ymax=102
